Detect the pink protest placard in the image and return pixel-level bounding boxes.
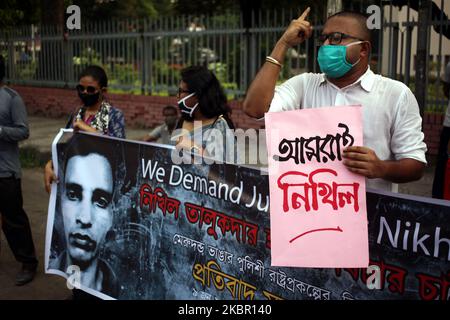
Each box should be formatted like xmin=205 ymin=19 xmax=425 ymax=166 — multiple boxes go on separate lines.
xmin=265 ymin=106 xmax=369 ymax=268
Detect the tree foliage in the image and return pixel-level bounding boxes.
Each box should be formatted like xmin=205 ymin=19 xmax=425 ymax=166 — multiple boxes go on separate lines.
xmin=71 ymin=0 xmax=173 ymax=20
xmin=0 ymin=0 xmax=41 ymax=27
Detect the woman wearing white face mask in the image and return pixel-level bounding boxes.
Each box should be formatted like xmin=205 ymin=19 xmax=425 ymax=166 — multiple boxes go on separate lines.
xmin=173 ymin=66 xmax=238 ymax=164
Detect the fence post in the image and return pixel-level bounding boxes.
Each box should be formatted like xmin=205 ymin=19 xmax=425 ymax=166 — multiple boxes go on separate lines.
xmin=249 ymin=28 xmax=257 ymax=87
xmin=7 ymin=32 xmax=15 ymax=81
xmin=148 ymin=35 xmax=153 ymax=96
xmin=388 ymin=24 xmax=399 ymax=79
xmin=325 ymin=0 xmax=342 ymax=18
xmin=415 ymin=0 xmax=432 ymax=117
xmin=404 ymin=23 xmax=412 ymax=86
xmin=63 ymin=28 xmax=71 ymax=88
xmin=141 ymin=32 xmax=146 ymax=95
xmin=244 ymin=11 xmax=254 ymax=90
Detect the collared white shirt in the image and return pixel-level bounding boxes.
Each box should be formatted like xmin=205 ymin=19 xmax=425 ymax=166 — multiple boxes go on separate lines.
xmin=268 ymin=67 xmax=427 ymax=192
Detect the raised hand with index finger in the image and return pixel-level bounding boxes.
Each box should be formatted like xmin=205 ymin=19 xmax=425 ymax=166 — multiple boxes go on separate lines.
xmin=279 ymin=7 xmax=313 ymax=48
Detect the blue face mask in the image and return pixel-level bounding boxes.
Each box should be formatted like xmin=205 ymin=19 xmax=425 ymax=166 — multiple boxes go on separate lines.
xmin=317 ymin=41 xmax=364 ymax=78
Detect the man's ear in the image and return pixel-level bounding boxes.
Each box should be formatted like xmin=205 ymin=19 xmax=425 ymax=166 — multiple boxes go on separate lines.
xmin=361 ymin=41 xmax=372 ymax=58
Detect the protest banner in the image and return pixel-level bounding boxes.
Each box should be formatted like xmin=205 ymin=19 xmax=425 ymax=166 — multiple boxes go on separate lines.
xmin=45 ymin=131 xmax=450 ymax=300
xmin=265 ymin=106 xmax=368 ymax=268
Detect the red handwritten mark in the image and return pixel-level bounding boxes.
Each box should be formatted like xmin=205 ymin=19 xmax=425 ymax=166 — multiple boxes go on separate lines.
xmin=289 ymin=226 xmax=343 ymax=243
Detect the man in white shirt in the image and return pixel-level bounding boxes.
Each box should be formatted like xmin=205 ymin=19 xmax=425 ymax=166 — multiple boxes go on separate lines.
xmin=243 ymin=8 xmax=427 ymax=192
xmin=432 ymin=61 xmax=450 ymax=198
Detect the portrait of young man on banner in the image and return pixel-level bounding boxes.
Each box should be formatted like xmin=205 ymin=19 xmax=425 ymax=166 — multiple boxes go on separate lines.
xmin=47 ymin=133 xmax=121 ymax=299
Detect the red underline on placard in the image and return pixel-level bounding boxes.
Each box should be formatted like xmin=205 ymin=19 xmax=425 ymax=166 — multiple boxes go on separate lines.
xmin=289 ymin=226 xmax=343 ymax=243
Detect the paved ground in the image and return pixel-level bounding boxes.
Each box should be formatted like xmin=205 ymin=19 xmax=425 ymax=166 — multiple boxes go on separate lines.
xmin=0 ymin=167 xmax=69 ymax=300
xmin=0 ymin=116 xmax=437 ymax=299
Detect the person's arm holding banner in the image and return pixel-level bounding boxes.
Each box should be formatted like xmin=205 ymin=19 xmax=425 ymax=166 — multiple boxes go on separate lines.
xmin=243 ymin=7 xmax=312 ymax=118
xmin=342 ymin=146 xmax=424 ymax=183
xmin=44 ymin=160 xmax=57 ymax=193
xmin=343 ymin=83 xmax=426 ymax=182
xmin=72 ymin=118 xmax=100 ymax=133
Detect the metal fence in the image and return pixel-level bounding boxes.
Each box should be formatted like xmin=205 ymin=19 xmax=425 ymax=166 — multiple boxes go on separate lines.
xmin=0 ymin=11 xmax=298 ymax=98
xmin=0 ymin=2 xmax=449 ymax=111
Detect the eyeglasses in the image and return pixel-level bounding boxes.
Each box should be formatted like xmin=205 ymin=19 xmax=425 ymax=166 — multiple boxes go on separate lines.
xmin=76 ymin=84 xmax=99 ymax=94
xmin=318 ymin=32 xmax=364 ymax=45
xmin=177 ymin=88 xmax=191 ymax=97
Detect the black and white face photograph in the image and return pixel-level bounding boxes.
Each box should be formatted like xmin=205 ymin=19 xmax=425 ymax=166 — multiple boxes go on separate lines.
xmin=48 ymin=133 xmax=119 ymax=298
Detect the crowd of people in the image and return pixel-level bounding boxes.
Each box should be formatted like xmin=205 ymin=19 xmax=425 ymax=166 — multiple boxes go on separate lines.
xmin=0 ymin=8 xmax=448 ymax=299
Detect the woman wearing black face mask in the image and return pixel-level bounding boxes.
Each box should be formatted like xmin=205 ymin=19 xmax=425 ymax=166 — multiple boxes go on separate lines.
xmin=71 ymin=65 xmax=125 ymax=138
xmin=174 ymin=65 xmax=238 ymax=163
xmin=43 ymin=65 xmax=125 ymax=300
xmin=45 ymin=65 xmax=126 ymax=192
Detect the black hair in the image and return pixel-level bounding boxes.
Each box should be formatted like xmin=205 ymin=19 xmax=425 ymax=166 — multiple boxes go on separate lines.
xmin=180 ymin=65 xmax=235 ymax=129
xmin=162 ymin=105 xmax=178 ymax=114
xmin=327 ymin=11 xmax=372 ymax=42
xmin=55 ymin=133 xmax=123 ymax=263
xmin=79 ymin=65 xmax=108 ymax=88
xmin=0 ymin=55 xmax=5 ymax=81
xmin=62 ymin=133 xmax=118 ymax=189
